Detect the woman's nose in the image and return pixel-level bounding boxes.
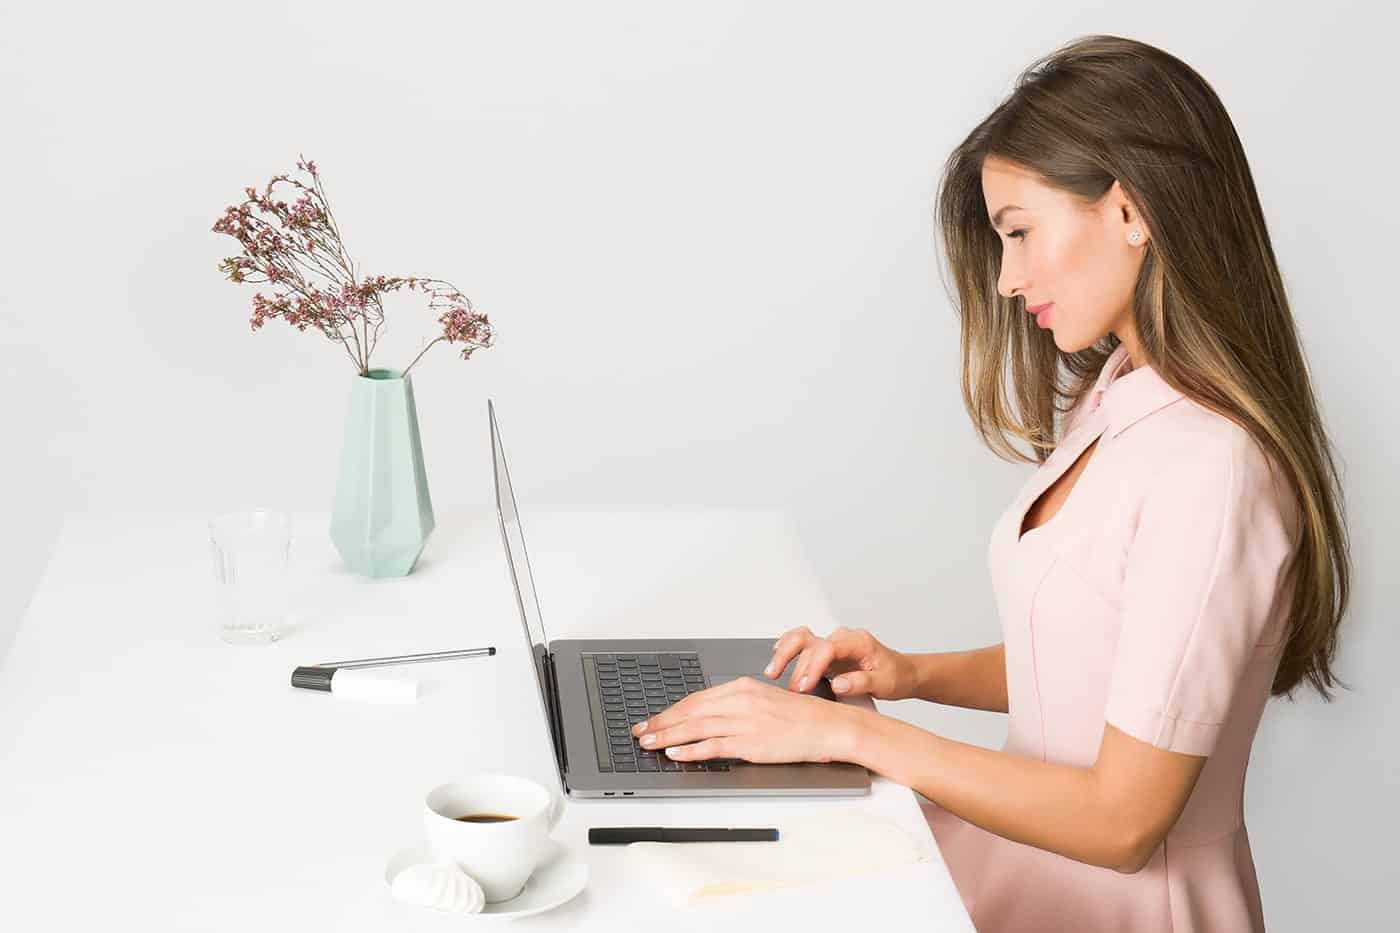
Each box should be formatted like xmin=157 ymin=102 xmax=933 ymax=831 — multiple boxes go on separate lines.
xmin=998 ymin=263 xmax=1028 ymax=301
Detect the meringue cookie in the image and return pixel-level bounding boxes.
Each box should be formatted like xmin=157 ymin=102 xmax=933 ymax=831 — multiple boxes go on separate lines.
xmin=391 ymin=861 xmax=486 ymax=914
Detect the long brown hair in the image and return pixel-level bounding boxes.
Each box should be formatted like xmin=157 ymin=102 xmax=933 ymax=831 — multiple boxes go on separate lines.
xmin=933 ymin=34 xmax=1351 ymax=701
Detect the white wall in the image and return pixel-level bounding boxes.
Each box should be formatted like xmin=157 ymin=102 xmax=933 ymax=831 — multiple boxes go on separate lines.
xmin=2 ymin=2 xmax=1393 ymax=928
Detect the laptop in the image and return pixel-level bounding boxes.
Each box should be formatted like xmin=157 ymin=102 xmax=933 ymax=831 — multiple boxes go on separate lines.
xmin=489 ymin=399 xmax=872 ymax=798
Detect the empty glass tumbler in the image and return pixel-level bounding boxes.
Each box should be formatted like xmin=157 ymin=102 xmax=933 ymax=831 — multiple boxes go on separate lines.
xmin=207 ymin=509 xmax=292 ymax=645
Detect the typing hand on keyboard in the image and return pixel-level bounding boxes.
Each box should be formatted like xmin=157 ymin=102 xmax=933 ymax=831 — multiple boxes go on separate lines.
xmin=588 ymin=652 xmax=732 ymax=773
xmin=626 ymin=668 xmax=864 ymax=767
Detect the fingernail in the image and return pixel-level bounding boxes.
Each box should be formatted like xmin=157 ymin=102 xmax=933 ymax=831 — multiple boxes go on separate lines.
xmin=642 ymin=735 xmax=655 ymax=746
xmin=635 ymin=721 xmax=648 ymax=732
xmin=799 ymin=676 xmax=808 ymax=690
xmin=834 ymin=678 xmax=848 ymax=692
xmin=765 ymin=664 xmax=775 ymax=676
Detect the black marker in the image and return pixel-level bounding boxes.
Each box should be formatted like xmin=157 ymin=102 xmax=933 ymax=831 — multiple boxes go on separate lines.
xmin=588 ymin=826 xmax=779 ymax=844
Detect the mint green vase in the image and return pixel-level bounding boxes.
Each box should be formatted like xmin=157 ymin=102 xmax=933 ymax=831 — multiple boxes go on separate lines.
xmin=329 ymin=367 xmax=435 ymax=577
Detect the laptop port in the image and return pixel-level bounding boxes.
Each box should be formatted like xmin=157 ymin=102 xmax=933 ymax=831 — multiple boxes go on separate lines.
xmin=604 ymin=792 xmax=615 ymax=796
xmin=623 ymin=792 xmax=634 ymax=796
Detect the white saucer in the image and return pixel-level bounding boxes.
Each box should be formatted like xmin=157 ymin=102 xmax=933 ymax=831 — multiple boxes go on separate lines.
xmin=384 ymin=837 xmax=588 ymax=921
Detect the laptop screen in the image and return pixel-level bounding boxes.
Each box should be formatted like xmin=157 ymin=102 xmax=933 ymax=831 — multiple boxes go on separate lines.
xmin=489 ymin=399 xmax=566 ymax=778
xmin=490 ymin=398 xmax=554 ymax=649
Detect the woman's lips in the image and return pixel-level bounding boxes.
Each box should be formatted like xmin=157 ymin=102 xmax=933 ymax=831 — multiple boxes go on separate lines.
xmin=1026 ymin=302 xmax=1053 ymax=327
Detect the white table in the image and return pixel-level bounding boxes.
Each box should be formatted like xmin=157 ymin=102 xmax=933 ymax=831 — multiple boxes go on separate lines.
xmin=0 ymin=508 xmax=974 ymax=931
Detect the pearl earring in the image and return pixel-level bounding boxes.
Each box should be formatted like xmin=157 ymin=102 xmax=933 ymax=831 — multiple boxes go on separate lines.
xmin=1128 ymin=230 xmax=1143 ymax=244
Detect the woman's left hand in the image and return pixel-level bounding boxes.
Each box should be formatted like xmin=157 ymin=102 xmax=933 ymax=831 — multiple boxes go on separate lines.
xmin=629 ymin=675 xmax=863 ymax=764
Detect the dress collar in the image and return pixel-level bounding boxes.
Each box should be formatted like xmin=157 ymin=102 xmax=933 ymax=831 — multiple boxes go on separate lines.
xmin=1086 ymin=343 xmax=1185 ymax=438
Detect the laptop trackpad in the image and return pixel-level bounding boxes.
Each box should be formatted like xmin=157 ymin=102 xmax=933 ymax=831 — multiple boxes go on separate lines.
xmin=709 ymin=672 xmax=838 ymax=701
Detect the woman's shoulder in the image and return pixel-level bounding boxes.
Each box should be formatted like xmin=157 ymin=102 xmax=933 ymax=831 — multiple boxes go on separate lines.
xmin=1125 ymin=399 xmax=1300 ymax=547
xmin=1135 ymin=397 xmax=1272 ymax=476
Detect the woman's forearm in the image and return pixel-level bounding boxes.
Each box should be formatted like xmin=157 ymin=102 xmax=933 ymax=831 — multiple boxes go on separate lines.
xmin=841 ymin=707 xmax=1135 ymax=873
xmin=905 ymin=643 xmax=1008 ymax=712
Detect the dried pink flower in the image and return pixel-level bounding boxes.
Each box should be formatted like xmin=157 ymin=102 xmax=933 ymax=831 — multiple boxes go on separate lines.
xmin=213 ymin=154 xmax=494 ymax=376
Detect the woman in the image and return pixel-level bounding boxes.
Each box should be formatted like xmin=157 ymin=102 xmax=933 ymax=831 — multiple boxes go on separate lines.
xmin=630 ymin=34 xmax=1350 ymax=932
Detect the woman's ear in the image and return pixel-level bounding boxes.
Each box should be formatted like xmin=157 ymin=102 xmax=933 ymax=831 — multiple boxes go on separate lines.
xmin=1111 ymin=180 xmax=1151 ymax=245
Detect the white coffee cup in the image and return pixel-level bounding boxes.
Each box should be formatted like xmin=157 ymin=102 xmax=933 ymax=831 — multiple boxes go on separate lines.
xmin=423 ymin=775 xmax=565 ymax=903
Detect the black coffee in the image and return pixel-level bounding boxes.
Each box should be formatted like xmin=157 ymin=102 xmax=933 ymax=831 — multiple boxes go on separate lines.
xmin=454 ymin=812 xmax=518 ymax=823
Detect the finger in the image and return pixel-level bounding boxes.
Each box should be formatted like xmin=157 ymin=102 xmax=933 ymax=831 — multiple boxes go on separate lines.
xmin=632 ymin=679 xmax=760 ymax=737
xmin=792 ymin=639 xmax=838 ymax=692
xmin=638 ymin=715 xmax=741 ymax=753
xmin=786 ymin=645 xmax=815 ymax=690
xmin=630 ymin=678 xmax=744 ymax=736
xmin=797 ymin=629 xmax=870 ymax=690
xmin=765 ymin=629 xmax=806 ymax=678
xmin=765 ymin=627 xmax=812 ymax=679
xmin=801 ymin=640 xmax=841 ymax=691
xmin=664 ymin=737 xmax=730 ymax=761
xmin=630 ymin=694 xmax=695 ymax=737
xmin=830 ymin=670 xmax=872 ymax=695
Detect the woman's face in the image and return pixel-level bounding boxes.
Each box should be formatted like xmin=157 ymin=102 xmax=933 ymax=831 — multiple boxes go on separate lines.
xmin=981 ymin=155 xmax=1148 ymax=360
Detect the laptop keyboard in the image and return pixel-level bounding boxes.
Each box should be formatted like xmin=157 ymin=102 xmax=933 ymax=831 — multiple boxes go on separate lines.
xmin=583 ymin=652 xmax=733 ymax=774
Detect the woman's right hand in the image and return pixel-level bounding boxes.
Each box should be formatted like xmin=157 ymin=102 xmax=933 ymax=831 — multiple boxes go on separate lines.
xmin=764 ymin=625 xmax=913 ymax=701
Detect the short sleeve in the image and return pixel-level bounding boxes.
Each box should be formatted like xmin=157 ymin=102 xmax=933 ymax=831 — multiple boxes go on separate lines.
xmin=1103 ymin=433 xmax=1298 ymax=757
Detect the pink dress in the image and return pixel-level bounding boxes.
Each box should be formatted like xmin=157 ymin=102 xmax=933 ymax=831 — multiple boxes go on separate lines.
xmin=922 ymin=343 xmax=1301 ymax=932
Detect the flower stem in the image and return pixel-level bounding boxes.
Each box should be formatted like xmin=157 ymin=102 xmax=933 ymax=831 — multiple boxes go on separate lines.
xmin=401 ymin=337 xmax=443 ymax=378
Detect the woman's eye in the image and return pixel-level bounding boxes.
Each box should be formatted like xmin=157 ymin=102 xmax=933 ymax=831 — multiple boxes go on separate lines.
xmin=1009 ymin=229 xmax=1027 ymax=241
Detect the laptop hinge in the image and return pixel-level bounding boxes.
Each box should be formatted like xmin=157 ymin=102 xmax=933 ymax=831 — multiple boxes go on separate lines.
xmin=541 ymin=652 xmax=569 ymax=777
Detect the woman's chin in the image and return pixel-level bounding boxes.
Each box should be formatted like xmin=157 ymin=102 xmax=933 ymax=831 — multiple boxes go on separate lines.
xmin=1050 ymin=327 xmax=1097 ymax=354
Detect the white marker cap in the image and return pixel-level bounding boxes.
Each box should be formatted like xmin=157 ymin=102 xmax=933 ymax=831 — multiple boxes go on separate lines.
xmin=291 ymin=665 xmax=420 ymax=704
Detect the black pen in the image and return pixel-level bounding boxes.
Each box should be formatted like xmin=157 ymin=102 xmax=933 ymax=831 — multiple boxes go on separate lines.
xmin=589 ymin=827 xmax=779 ymax=844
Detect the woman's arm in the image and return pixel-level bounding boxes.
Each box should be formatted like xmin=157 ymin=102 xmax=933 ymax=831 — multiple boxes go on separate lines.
xmin=905 ymin=643 xmax=1008 ymax=713
xmin=839 ymin=711 xmax=1206 ymax=873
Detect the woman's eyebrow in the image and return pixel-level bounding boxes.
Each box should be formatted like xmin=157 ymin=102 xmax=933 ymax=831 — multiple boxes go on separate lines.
xmin=990 ymin=204 xmax=1025 ymax=228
